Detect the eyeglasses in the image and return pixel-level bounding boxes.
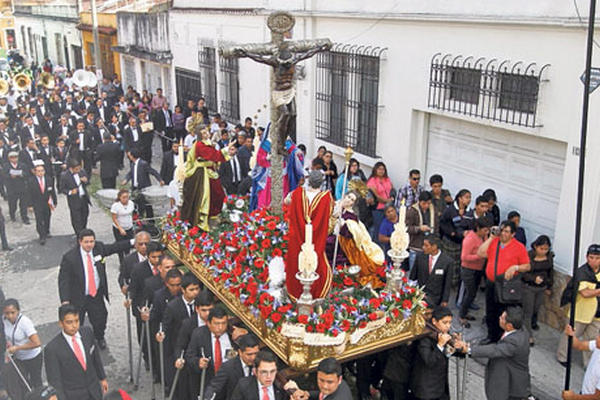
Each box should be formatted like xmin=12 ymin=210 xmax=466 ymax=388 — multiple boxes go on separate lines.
xmin=257 ymin=369 xmax=277 ymax=376
xmin=412 ymin=177 xmax=421 ymax=181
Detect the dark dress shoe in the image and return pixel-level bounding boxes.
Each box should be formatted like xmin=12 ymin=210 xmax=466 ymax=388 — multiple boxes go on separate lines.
xmin=1 ymin=246 xmax=13 ymax=251
xmin=98 ymin=339 xmax=107 ymax=350
xmin=532 ymin=322 xmax=540 ymax=331
xmin=40 ymin=238 xmax=46 ymax=245
xmin=559 ymin=361 xmax=569 ymax=368
xmin=22 ymin=220 xmax=30 ymax=225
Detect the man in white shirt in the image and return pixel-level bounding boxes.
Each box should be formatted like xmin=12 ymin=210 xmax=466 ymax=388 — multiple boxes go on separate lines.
xmin=230 ymin=350 xmax=288 ymax=400
xmin=563 ymin=325 xmax=600 ymax=400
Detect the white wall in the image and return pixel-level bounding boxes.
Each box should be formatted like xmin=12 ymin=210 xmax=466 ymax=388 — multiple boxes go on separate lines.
xmin=168 ymin=9 xmax=600 ymax=272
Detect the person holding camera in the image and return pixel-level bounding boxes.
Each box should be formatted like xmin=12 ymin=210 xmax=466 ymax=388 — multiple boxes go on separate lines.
xmin=477 ymin=220 xmax=530 ymax=344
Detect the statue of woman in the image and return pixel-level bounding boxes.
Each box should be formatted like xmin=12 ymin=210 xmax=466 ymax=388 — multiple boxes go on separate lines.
xmin=326 ymin=191 xmax=385 ymax=288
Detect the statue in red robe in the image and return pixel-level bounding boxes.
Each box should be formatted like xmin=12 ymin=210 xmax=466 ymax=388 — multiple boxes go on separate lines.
xmin=285 ymin=171 xmax=333 ymax=300
xmin=180 ymin=129 xmax=231 ymax=231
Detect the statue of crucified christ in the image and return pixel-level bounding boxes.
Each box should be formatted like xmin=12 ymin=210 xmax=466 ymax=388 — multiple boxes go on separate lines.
xmin=220 ymin=11 xmax=332 ymax=214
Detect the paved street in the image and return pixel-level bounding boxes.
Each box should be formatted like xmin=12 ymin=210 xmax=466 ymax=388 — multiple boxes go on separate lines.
xmin=0 ymin=144 xmax=589 ymax=399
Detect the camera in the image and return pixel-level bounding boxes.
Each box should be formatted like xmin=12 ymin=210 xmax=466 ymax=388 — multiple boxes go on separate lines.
xmin=490 ymin=226 xmax=501 ymax=236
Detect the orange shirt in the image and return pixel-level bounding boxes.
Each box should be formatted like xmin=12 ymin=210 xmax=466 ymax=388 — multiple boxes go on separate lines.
xmin=484 ymin=237 xmax=529 ymax=282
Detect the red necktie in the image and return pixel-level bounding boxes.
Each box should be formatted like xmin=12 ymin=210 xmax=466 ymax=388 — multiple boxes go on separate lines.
xmin=71 ymin=336 xmax=86 ymax=370
xmin=214 ymin=336 xmax=222 ymax=373
xmin=319 ymin=394 xmax=324 ymax=400
xmin=262 ymin=386 xmax=270 ymax=400
xmin=86 ymin=253 xmax=97 ymax=297
xmin=38 ymin=177 xmax=44 ymax=193
xmin=152 ymin=267 xmax=158 ymax=276
xmin=428 ymin=255 xmax=433 ymax=274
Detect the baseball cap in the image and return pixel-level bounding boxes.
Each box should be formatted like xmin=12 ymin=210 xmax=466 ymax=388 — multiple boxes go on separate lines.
xmin=588 ymin=244 xmax=600 ymax=255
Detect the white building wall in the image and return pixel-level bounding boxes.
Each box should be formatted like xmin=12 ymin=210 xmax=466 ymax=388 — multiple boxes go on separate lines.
xmin=169 ymin=7 xmax=600 ymax=272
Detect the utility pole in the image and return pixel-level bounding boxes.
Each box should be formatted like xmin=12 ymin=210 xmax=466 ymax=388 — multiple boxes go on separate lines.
xmin=90 ymin=0 xmax=102 ymax=94
xmin=565 ymin=0 xmax=597 ymax=390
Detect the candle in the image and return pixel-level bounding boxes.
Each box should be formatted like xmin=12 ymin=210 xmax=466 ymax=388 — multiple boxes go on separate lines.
xmin=305 ymin=223 xmax=313 ymax=244
xmin=398 ymin=198 xmax=406 ymax=226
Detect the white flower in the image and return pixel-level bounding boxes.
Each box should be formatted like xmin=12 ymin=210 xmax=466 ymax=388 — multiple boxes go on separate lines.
xmin=235 ymin=199 xmax=245 ymax=209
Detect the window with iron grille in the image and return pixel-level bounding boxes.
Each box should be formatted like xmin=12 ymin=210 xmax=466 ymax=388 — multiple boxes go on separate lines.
xmin=219 ymin=55 xmax=240 ymax=123
xmin=198 ymin=46 xmax=218 ymax=115
xmin=498 ymin=73 xmax=539 ymax=114
xmin=175 ymin=67 xmax=201 ymax=110
xmin=448 ymin=67 xmax=481 ymax=105
xmin=315 ymin=47 xmax=382 ymax=157
xmin=428 ymin=54 xmax=548 ymax=128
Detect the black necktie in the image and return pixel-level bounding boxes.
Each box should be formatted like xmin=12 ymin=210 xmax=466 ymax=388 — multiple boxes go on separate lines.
xmin=188 ymin=303 xmax=194 ymax=316
xmin=232 ymin=158 xmax=238 ymax=183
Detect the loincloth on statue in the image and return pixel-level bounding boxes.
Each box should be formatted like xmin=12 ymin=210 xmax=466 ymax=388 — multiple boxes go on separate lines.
xmin=272 ymin=87 xmax=296 ymax=107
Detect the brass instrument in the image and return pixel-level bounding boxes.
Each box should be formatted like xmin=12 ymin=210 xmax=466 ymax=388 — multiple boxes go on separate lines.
xmin=40 ymin=72 xmax=55 ymax=90
xmin=13 ymin=73 xmax=31 ymax=92
xmin=0 ymin=79 xmax=9 ymax=96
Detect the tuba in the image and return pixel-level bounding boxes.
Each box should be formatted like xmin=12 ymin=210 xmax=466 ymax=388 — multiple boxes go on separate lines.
xmin=0 ymin=79 xmax=9 ymax=96
xmin=13 ymin=73 xmax=31 ymax=92
xmin=40 ymin=72 xmax=55 ymax=90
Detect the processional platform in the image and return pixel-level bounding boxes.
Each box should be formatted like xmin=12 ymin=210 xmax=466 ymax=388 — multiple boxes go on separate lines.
xmin=163 ymin=200 xmax=428 ymax=372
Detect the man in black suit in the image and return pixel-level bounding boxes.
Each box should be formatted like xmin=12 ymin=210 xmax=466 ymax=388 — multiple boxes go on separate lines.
xmin=28 ymin=162 xmax=56 ymax=245
xmin=122 ymin=148 xmax=164 ymax=219
xmin=409 ymin=236 xmax=453 ymax=307
xmin=162 ymin=273 xmax=201 ymax=398
xmin=292 ymin=357 xmax=352 ymax=400
xmin=230 ymin=351 xmax=289 ymax=400
xmin=19 ymin=115 xmax=40 ymax=147
xmin=58 ymin=229 xmax=131 ymax=348
xmin=461 ymin=307 xmax=531 ymax=400
xmin=187 ymin=306 xmax=236 ymax=399
xmin=204 ymin=334 xmax=260 ymax=400
xmin=118 ymin=230 xmax=151 ymax=295
xmin=160 ymin=141 xmax=181 ymax=184
xmin=90 ymin=98 xmax=109 ymax=123
xmin=123 ymin=115 xmax=143 ymax=156
xmin=37 ymin=135 xmax=55 ymax=180
xmin=129 ymin=241 xmax=164 ymax=368
xmin=94 ymin=132 xmax=121 ymax=189
xmin=4 ymin=151 xmax=30 ymax=223
xmin=19 ymin=137 xmax=40 ymax=175
xmin=44 ymin=304 xmax=108 ymax=400
xmin=69 ymin=120 xmax=95 ymax=176
xmin=137 ymin=109 xmax=154 ymax=163
xmin=219 ymin=145 xmax=249 ymax=196
xmin=60 ymin=158 xmax=91 ymax=236
xmin=153 ymin=102 xmax=174 ymax=152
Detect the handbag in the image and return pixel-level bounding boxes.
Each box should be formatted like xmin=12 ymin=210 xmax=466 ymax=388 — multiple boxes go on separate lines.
xmin=493 ymin=241 xmax=523 ymax=304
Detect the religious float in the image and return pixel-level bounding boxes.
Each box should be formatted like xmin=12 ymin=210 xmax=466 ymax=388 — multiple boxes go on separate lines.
xmin=162 ymin=10 xmax=429 ymax=372
xmin=163 ymin=192 xmax=428 ymax=371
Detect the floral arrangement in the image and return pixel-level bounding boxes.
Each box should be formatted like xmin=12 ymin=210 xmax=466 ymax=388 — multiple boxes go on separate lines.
xmin=163 ymin=195 xmax=427 ymax=338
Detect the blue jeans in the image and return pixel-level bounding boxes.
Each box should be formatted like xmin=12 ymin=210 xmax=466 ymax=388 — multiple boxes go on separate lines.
xmin=408 ymin=249 xmax=421 ymax=274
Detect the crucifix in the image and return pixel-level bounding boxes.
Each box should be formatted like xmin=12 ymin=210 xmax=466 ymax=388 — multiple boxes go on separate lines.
xmin=220 ymin=11 xmax=332 ymax=214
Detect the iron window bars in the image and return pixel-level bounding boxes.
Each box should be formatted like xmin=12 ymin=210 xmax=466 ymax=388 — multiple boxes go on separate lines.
xmin=428 ymin=54 xmax=549 ymax=128
xmin=197 ymin=45 xmax=218 ymax=115
xmin=315 ymin=44 xmax=386 ymax=157
xmin=175 ymin=67 xmax=201 ymax=112
xmin=218 ymin=55 xmax=240 ymax=124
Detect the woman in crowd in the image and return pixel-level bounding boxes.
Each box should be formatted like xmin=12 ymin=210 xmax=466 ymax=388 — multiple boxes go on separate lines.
xmin=522 ymin=235 xmax=554 ymax=346
xmin=440 ymin=189 xmax=472 ymax=286
xmin=335 ymin=157 xmax=367 ymax=200
xmin=172 ymin=105 xmax=187 ymax=142
xmin=366 ymin=161 xmax=394 ymax=241
xmin=2 ymin=299 xmax=43 ymax=400
xmin=322 ymin=150 xmax=338 ymax=191
xmin=111 ymin=189 xmax=135 ymax=264
xmin=483 ymin=188 xmax=500 ymax=226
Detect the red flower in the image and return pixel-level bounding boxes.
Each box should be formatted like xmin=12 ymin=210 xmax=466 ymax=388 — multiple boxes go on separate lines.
xmin=369 ymin=298 xmax=382 ymax=309
xmin=254 ymin=259 xmax=265 ymax=269
xmin=341 ymin=320 xmax=351 ymax=331
xmin=261 ymin=239 xmax=271 ymax=249
xmin=259 ymin=292 xmax=271 ymax=304
xmin=306 ymin=325 xmax=314 ymax=332
xmin=359 ymin=321 xmax=367 ymax=329
xmin=189 ymin=226 xmax=199 ymax=236
xmin=267 ymin=221 xmax=277 ymax=230
xmin=247 ymin=281 xmax=258 ymax=296
xmin=316 ymin=323 xmax=326 ymax=333
xmin=260 ymin=305 xmax=272 ymax=320
xmin=297 ymin=315 xmax=309 ymax=324
xmin=391 ymin=308 xmax=400 ymax=318
xmin=343 ymin=277 xmax=354 ymax=287
xmin=193 ymin=247 xmax=201 ymax=255
xmin=271 ymin=313 xmax=282 ymax=323
xmin=332 ymin=329 xmax=339 ymax=337
xmin=249 ymin=243 xmax=258 ymax=251
xmin=272 ymin=248 xmax=282 ymax=257
xmin=402 ymin=299 xmax=413 ymax=310
xmin=368 ymin=312 xmax=378 ymax=321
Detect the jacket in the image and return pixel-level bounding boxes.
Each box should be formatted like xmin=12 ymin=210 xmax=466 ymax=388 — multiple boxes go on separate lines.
xmin=405 ymin=202 xmax=436 ymax=250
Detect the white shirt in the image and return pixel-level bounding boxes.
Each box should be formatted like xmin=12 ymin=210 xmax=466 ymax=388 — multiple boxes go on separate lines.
xmin=196 ymin=314 xmax=206 ymax=328
xmin=211 ymin=333 xmax=232 ymax=366
xmin=62 ymin=331 xmax=86 ymax=365
xmin=164 ymin=109 xmax=172 ymax=127
xmin=2 ymin=314 xmax=41 ymax=360
xmin=240 ymin=358 xmax=252 ymax=377
xmin=111 ymin=200 xmax=135 ymax=230
xmin=230 ymin=156 xmax=241 ymax=182
xmin=256 ymin=382 xmax=275 ymax=400
xmin=132 ymin=159 xmax=139 ymax=188
xmin=582 ymin=341 xmax=600 ymax=394
xmin=80 ymin=247 xmax=100 ymax=296
xmin=167 ymin=179 xmax=180 ymax=207
xmin=183 ymin=297 xmax=195 ymax=317
xmin=137 ymin=252 xmax=147 ymax=263
xmin=131 ymin=126 xmax=139 ymax=142
xmin=429 ymin=250 xmax=441 ymax=271
xmin=183 ymin=134 xmax=196 ymax=149
xmin=73 ymin=173 xmax=85 ymax=196
xmin=78 ymin=131 xmax=85 ymax=151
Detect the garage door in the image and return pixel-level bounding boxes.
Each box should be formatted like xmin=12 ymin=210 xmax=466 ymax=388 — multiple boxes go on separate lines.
xmin=425 ymin=115 xmax=566 ymax=245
